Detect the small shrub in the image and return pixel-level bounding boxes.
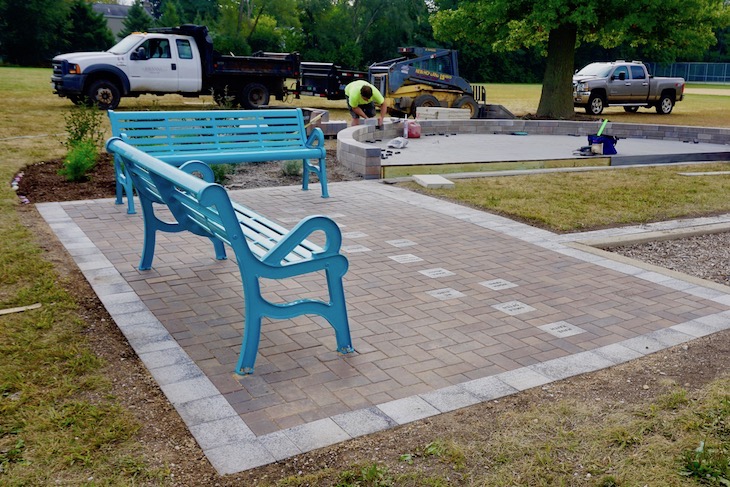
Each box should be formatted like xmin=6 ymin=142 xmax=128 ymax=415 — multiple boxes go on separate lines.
xmin=211 ymin=164 xmax=233 ymax=185
xmin=211 ymin=86 xmax=236 ymax=110
xmin=59 ymin=139 xmax=98 ymax=182
xmin=63 ymin=103 xmax=105 ymax=151
xmin=281 ymin=160 xmax=302 ymax=177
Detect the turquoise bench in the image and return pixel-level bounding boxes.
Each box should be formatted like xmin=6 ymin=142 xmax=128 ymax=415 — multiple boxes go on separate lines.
xmin=108 ymin=108 xmax=329 ymax=214
xmin=105 ymin=137 xmax=353 ymax=375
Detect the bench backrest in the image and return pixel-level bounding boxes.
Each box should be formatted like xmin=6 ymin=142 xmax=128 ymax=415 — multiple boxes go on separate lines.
xmin=106 ymin=137 xmax=260 ymax=263
xmin=108 ymin=109 xmax=310 ymax=159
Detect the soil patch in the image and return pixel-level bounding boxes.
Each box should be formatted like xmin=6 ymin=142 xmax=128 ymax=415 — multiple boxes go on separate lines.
xmin=16 ymin=145 xmax=360 ymax=204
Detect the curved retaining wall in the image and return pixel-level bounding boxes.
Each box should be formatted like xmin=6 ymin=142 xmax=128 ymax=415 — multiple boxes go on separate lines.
xmin=336 ymin=119 xmax=730 ymax=179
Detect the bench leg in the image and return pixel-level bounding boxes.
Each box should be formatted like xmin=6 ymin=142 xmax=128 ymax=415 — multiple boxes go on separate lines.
xmin=210 ymin=237 xmax=227 ymax=261
xmin=114 ymin=156 xmax=136 ymax=214
xmin=138 ymin=199 xmax=158 ymax=270
xmin=236 ymin=300 xmax=262 ymax=375
xmin=302 ymin=158 xmax=329 ymax=198
xmin=325 ymin=268 xmax=354 ymax=354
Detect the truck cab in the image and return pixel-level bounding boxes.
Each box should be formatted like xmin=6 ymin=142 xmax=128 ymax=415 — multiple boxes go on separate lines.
xmin=52 ymin=31 xmax=204 ymax=109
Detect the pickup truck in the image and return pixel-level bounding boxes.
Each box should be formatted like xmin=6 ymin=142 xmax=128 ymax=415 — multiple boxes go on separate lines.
xmin=51 ymin=24 xmax=299 ymax=110
xmin=572 ymin=61 xmax=685 ymax=115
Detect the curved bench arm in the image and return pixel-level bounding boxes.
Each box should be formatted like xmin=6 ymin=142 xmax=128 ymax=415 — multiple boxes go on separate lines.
xmin=261 ymin=215 xmax=342 ymax=265
xmin=305 ymin=127 xmax=325 ymax=149
xmin=179 ymin=160 xmax=215 ymax=182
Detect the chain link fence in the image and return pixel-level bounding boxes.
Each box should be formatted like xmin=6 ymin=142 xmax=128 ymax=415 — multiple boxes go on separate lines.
xmin=644 ymin=63 xmax=730 ymax=83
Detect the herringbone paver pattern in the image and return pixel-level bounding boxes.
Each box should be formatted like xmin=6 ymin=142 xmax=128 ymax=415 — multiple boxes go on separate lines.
xmin=61 ymin=182 xmax=728 ymax=436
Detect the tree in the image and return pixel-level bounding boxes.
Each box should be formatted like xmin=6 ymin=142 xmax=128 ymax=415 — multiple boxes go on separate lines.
xmin=296 ymin=0 xmax=437 ymax=69
xmin=214 ymin=0 xmax=251 ymax=55
xmin=157 ymin=0 xmax=183 ymax=27
xmin=432 ymin=0 xmax=730 ymax=118
xmin=64 ymin=0 xmax=115 ymax=52
xmin=0 ymin=0 xmax=69 ymax=65
xmin=177 ymin=0 xmax=218 ymax=24
xmin=118 ymin=0 xmax=153 ymax=39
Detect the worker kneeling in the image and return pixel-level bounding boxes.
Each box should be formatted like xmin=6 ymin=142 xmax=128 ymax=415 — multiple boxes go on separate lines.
xmin=345 ymin=80 xmax=387 ymax=127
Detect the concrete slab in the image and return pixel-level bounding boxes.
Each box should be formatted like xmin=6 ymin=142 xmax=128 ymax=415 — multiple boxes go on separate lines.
xmin=373 ymin=133 xmax=730 ymax=167
xmin=413 ymin=174 xmax=455 ymax=189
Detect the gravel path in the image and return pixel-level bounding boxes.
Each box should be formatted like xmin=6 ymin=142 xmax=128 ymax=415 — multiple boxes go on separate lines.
xmin=612 ymin=232 xmax=730 ymax=287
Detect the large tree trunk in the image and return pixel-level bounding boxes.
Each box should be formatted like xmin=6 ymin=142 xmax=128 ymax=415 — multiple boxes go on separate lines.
xmin=536 ymin=23 xmax=577 ymax=119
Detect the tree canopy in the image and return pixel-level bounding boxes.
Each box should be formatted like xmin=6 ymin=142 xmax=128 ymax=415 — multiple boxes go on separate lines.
xmin=432 ymin=0 xmax=730 ymax=118
xmin=0 ymin=0 xmax=69 ymax=65
xmin=118 ymin=0 xmax=153 ymax=39
xmin=65 ymin=0 xmax=115 ymax=52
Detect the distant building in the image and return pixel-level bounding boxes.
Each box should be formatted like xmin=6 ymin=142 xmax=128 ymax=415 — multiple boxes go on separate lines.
xmin=92 ymin=2 xmax=153 ymax=39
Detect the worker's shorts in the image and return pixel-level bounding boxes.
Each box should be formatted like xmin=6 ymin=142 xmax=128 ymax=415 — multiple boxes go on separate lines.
xmin=346 ymin=100 xmax=375 ymax=119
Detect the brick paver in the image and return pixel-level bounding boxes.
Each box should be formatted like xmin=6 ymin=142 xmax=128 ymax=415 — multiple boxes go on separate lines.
xmin=41 ymin=180 xmax=730 ymax=473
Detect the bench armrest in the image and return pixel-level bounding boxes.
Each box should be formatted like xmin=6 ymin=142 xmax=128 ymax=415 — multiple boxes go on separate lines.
xmin=262 ymin=215 xmax=342 ymax=265
xmin=179 ymin=160 xmax=215 ymax=183
xmin=305 ymin=127 xmax=325 ymax=149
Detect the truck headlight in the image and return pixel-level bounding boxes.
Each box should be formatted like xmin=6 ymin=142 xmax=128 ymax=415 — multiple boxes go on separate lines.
xmin=68 ymin=64 xmax=81 ymax=74
xmin=576 ymin=82 xmax=588 ymax=92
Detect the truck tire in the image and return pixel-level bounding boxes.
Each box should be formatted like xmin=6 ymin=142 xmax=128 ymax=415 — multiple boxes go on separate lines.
xmin=585 ymin=93 xmax=605 ymax=115
xmin=453 ymin=95 xmax=479 ymax=118
xmin=86 ymin=79 xmax=120 ymax=110
xmin=240 ymin=83 xmax=270 ymax=109
xmin=411 ymin=94 xmax=440 ymax=116
xmin=655 ymin=94 xmax=674 ymax=114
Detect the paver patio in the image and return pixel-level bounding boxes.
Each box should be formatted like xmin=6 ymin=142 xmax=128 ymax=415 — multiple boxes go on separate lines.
xmin=38 ymin=179 xmax=730 ymax=474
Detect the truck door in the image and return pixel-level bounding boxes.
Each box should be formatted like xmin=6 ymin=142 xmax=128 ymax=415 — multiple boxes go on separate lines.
xmin=127 ymin=37 xmax=179 ymax=92
xmin=174 ymin=37 xmax=202 ymax=92
xmin=608 ymin=65 xmax=632 ymax=102
xmin=629 ymin=65 xmax=650 ymax=101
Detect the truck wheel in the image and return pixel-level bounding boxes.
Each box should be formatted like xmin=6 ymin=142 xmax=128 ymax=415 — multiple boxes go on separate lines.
xmin=656 ymin=94 xmax=674 ymax=114
xmin=86 ymin=80 xmax=120 ymax=110
xmin=585 ymin=94 xmax=605 ymax=115
xmin=240 ymin=83 xmax=270 ymax=109
xmin=411 ymin=94 xmax=440 ymax=116
xmin=623 ymin=106 xmax=639 ymax=113
xmin=453 ymin=95 xmax=480 ymax=118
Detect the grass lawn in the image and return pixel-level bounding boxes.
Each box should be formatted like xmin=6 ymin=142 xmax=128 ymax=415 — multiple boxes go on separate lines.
xmin=406 ymin=162 xmax=730 ymax=232
xmin=0 ymin=66 xmax=728 ymax=485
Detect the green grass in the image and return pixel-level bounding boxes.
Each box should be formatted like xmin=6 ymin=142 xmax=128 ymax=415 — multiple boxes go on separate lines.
xmin=1 ymin=66 xmax=729 ymax=485
xmin=270 ymin=379 xmax=730 ymax=486
xmin=482 ymin=82 xmax=730 ymax=125
xmin=406 ymin=162 xmax=730 ymax=232
xmin=0 ymin=67 xmax=168 ymax=483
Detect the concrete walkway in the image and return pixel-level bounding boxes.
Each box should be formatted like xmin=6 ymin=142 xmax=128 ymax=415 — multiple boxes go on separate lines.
xmin=373 ymin=133 xmax=730 ymax=167
xmin=38 ymin=180 xmax=730 ymax=475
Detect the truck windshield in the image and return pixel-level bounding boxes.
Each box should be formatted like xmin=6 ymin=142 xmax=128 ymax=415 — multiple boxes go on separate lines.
xmin=575 ymin=64 xmax=613 ymax=78
xmin=108 ymin=35 xmax=144 ymax=55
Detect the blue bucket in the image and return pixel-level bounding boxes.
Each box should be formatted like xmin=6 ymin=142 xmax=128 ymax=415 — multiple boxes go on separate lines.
xmin=587 ymin=135 xmax=618 ymax=155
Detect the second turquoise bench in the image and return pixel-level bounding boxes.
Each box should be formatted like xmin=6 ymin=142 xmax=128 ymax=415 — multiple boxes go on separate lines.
xmin=108 ymin=108 xmax=330 ymax=214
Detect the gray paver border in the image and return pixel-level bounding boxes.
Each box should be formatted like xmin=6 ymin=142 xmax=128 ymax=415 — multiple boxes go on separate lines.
xmin=35 ymin=188 xmax=730 ymax=476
